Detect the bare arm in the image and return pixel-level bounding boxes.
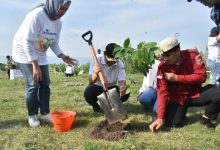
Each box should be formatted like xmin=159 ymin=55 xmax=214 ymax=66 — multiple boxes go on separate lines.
xmin=88 ymin=64 xmax=101 ymax=84
xmin=31 ymin=60 xmax=42 ymax=81
xmin=58 ymin=53 xmax=78 ymax=66
xmin=118 ymin=80 xmax=126 ymax=96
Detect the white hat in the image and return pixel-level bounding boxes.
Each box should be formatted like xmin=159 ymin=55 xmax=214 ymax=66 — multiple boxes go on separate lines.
xmin=159 ymin=37 xmax=179 ymax=53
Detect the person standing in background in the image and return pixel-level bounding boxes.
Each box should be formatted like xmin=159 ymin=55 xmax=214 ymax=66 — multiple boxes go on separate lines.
xmin=97 ymin=49 xmax=102 ymax=57
xmin=65 ymin=65 xmax=74 ymax=77
xmin=97 ymin=49 xmax=101 ymax=54
xmin=6 ymin=55 xmax=13 ymax=79
xmin=206 ymin=27 xmax=220 ymax=85
xmin=12 ymin=0 xmax=76 ymax=127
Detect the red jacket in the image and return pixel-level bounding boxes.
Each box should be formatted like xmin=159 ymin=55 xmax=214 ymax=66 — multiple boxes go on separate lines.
xmin=157 ymin=49 xmax=206 ymax=119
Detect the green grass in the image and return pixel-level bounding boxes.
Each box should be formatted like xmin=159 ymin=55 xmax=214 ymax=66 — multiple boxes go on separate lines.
xmin=0 ymin=71 xmax=219 ymax=150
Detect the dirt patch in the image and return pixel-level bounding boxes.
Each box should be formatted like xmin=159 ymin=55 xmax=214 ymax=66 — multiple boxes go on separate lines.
xmin=90 ymin=120 xmax=149 ymax=141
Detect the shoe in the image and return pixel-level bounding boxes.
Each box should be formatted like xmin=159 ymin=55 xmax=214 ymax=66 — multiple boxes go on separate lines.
xmin=172 ymin=123 xmax=183 ymax=128
xmin=28 ymin=115 xmax=40 ymax=127
xmin=40 ymin=114 xmax=52 ymax=123
xmin=92 ymin=105 xmax=103 ymax=114
xmin=93 ymin=108 xmax=104 ymax=114
xmin=199 ymin=116 xmax=215 ymax=129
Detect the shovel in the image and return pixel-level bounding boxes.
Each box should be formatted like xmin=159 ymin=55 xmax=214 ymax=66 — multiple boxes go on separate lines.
xmin=82 ymin=30 xmax=127 ymax=124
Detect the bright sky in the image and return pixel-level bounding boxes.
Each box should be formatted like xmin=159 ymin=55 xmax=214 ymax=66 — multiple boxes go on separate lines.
xmin=0 ymin=0 xmax=215 ymax=61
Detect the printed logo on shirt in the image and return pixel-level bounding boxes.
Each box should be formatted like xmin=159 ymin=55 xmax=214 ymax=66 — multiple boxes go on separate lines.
xmin=157 ymin=75 xmax=162 ymax=79
xmin=38 ymin=38 xmax=53 ymax=51
xmin=42 ymin=29 xmax=57 ymax=36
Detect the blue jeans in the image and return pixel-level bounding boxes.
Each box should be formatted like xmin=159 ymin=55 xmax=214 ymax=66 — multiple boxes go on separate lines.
xmin=138 ymin=87 xmax=157 ymax=112
xmin=206 ymin=59 xmax=220 ymax=85
xmin=18 ymin=63 xmax=50 ymax=116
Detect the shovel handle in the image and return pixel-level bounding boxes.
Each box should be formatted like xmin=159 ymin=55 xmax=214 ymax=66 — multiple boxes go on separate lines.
xmin=82 ymin=30 xmax=107 ymax=91
xmin=82 ymin=30 xmax=93 ymax=44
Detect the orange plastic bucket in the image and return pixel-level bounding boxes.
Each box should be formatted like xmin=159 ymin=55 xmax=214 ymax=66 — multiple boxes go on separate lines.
xmin=51 ymin=111 xmax=76 ymax=132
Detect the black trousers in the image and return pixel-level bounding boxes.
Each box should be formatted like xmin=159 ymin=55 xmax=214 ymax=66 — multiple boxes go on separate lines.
xmin=165 ymin=84 xmax=220 ymax=127
xmin=65 ymin=73 xmax=73 ymax=77
xmin=84 ymin=84 xmax=130 ymax=109
xmin=7 ymin=69 xmax=10 ymax=79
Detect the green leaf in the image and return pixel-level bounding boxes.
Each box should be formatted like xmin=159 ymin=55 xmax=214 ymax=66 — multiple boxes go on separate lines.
xmin=137 ymin=42 xmax=143 ymax=49
xmin=149 ymin=52 xmax=155 ymax=63
xmin=114 ymin=46 xmax=123 ymax=52
xmin=123 ymin=38 xmax=130 ymax=48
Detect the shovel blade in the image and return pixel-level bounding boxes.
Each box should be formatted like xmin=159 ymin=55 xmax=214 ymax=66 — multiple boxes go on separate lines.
xmin=97 ymin=88 xmax=127 ymax=124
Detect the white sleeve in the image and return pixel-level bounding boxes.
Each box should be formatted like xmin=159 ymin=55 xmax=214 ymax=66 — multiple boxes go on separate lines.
xmin=139 ymin=76 xmax=148 ymax=93
xmin=22 ymin=14 xmax=40 ymax=61
xmin=22 ymin=13 xmax=41 ymax=41
xmin=89 ymin=55 xmax=102 ymax=75
xmin=88 ymin=61 xmax=95 ymax=75
xmin=117 ymin=60 xmax=126 ymax=81
xmin=50 ymin=21 xmax=63 ymax=56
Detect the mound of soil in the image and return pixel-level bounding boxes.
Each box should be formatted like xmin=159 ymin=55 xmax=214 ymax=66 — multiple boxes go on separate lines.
xmin=90 ymin=120 xmax=149 ymax=141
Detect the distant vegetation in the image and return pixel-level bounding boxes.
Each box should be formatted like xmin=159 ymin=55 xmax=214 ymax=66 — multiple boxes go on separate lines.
xmin=0 ymin=62 xmax=90 ymax=76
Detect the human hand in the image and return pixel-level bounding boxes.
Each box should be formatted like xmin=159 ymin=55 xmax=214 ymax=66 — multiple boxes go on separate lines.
xmin=149 ymin=119 xmax=164 ymax=132
xmin=32 ymin=61 xmax=42 ymax=81
xmin=93 ymin=64 xmax=101 ymax=74
xmin=119 ymin=86 xmax=125 ymax=97
xmin=164 ymin=72 xmax=177 ymax=82
xmin=60 ymin=54 xmax=78 ymax=66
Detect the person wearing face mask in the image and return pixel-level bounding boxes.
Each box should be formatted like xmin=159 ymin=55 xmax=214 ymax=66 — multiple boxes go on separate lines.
xmin=84 ymin=43 xmax=130 ymax=113
xmin=12 ymin=0 xmax=77 ymax=127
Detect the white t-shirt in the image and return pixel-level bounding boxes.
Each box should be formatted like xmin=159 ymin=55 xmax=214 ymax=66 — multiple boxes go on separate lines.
xmin=139 ymin=60 xmax=160 ymax=93
xmin=89 ymin=55 xmax=126 ymax=87
xmin=12 ymin=7 xmax=63 ymax=65
xmin=207 ymin=37 xmax=220 ymax=62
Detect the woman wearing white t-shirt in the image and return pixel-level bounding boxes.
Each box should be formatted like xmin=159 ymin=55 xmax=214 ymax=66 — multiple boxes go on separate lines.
xmin=138 ymin=60 xmax=160 ymax=113
xmin=12 ymin=0 xmax=76 ymax=127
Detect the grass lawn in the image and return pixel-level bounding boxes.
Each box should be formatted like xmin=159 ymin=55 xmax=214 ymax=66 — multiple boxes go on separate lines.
xmin=0 ymin=71 xmax=219 ymax=150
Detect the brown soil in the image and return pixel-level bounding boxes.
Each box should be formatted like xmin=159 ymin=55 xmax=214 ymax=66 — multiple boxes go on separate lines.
xmin=90 ymin=120 xmax=149 ymax=141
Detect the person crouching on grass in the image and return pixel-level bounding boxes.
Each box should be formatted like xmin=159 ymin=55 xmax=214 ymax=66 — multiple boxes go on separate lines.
xmin=149 ymin=36 xmax=220 ymax=132
xmin=84 ymin=43 xmax=130 ymax=113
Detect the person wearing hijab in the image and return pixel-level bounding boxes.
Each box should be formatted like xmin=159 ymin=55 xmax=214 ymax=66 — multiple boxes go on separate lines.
xmin=12 ymin=0 xmax=77 ymax=127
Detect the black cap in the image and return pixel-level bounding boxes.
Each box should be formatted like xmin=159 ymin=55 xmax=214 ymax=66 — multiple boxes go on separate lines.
xmin=211 ymin=27 xmax=219 ymax=33
xmin=104 ymin=43 xmax=117 ymax=58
